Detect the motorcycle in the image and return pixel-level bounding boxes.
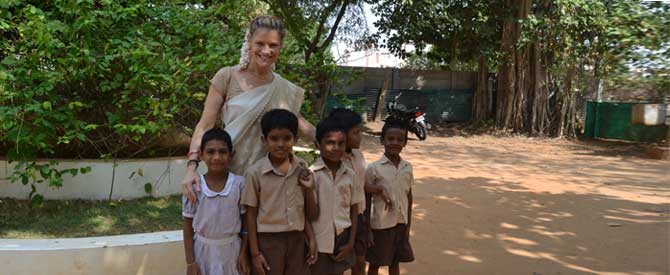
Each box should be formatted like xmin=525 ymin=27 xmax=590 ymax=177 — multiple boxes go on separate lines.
xmin=383 ymin=92 xmax=430 ymax=141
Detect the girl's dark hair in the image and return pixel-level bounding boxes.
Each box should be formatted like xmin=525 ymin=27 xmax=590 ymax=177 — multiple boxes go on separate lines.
xmin=261 ymin=109 xmax=298 ymax=137
xmin=380 ymin=119 xmax=408 ymax=141
xmin=201 ymin=128 xmax=234 ymax=152
xmin=316 ymin=117 xmax=347 ymax=144
xmin=328 ymin=108 xmax=362 ymax=132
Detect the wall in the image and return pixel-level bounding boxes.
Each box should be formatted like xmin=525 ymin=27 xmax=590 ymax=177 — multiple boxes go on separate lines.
xmin=335 ymin=66 xmax=477 ymax=93
xmin=0 ymin=231 xmax=185 ymax=275
xmin=0 ymin=157 xmax=196 ymax=200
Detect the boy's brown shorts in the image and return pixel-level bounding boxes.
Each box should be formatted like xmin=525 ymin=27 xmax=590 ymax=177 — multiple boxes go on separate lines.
xmin=310 ymin=227 xmax=355 ymax=275
xmin=366 ymin=224 xmax=414 ymax=266
xmin=254 ymin=231 xmax=309 ymax=275
xmin=354 ymin=214 xmax=369 ymax=257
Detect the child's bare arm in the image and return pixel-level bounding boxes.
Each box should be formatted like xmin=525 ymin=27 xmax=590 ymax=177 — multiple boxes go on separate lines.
xmin=304 ymin=220 xmax=318 ymax=265
xmin=183 ymin=218 xmax=197 ymax=267
xmin=247 ymin=207 xmax=270 ymax=275
xmin=303 ymin=182 xmax=319 ymax=221
xmin=237 ymin=213 xmax=250 ymax=274
xmin=407 ymin=188 xmax=413 ymax=235
xmin=335 ymin=204 xmax=358 ymax=261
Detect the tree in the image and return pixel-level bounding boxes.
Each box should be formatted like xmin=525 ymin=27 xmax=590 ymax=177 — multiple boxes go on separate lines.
xmin=368 ymin=0 xmax=502 ymax=124
xmin=264 ymin=0 xmax=368 ymax=118
xmin=369 ymin=0 xmax=670 ymax=137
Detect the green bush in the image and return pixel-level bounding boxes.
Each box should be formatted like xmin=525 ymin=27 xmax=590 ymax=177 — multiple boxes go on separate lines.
xmin=0 ymin=1 xmax=266 ymax=199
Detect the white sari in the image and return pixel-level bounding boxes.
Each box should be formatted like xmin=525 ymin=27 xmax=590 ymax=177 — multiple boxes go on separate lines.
xmin=217 ymin=68 xmax=304 ymax=174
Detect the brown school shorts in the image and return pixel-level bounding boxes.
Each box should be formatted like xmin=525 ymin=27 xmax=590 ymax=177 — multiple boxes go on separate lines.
xmin=254 ymin=231 xmax=310 ymax=275
xmin=366 ymin=224 xmax=414 ymax=266
xmin=310 ymin=227 xmax=355 ymax=275
xmin=354 ymin=213 xmax=369 ymax=257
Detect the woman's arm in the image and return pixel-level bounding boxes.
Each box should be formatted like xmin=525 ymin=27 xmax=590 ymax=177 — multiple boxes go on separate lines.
xmin=182 ymin=84 xmax=225 ymax=202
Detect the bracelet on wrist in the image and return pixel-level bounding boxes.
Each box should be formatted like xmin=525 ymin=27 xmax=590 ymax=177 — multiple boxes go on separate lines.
xmin=187 ymin=150 xmax=200 ymax=159
xmin=187 ymin=159 xmax=200 ymax=168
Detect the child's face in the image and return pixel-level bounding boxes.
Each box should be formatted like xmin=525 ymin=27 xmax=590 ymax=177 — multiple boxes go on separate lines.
xmin=381 ymin=128 xmax=407 ymax=156
xmin=317 ymin=131 xmax=347 ymax=163
xmin=201 ymin=140 xmax=233 ymax=172
xmin=346 ymin=125 xmax=363 ymax=150
xmin=262 ymin=128 xmax=296 ymax=161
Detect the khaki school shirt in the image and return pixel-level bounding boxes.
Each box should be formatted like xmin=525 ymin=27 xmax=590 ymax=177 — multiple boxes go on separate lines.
xmin=241 ymin=154 xmax=307 ymax=233
xmin=366 ymin=155 xmax=414 ymax=230
xmin=310 ymin=157 xmax=364 ymax=254
xmin=342 ymin=149 xmax=368 ymax=214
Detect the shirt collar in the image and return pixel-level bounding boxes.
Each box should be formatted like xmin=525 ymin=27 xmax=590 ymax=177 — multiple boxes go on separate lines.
xmin=200 ymin=173 xmax=235 ymax=198
xmin=380 ymin=154 xmax=408 ymax=169
xmin=312 ymin=157 xmax=350 ymax=177
xmin=260 ymin=153 xmax=303 ymax=176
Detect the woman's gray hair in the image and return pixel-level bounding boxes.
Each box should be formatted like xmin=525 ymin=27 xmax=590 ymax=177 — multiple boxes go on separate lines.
xmin=239 ymin=16 xmax=287 ymax=70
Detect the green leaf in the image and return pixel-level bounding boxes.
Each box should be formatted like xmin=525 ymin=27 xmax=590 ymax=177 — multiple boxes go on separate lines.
xmin=42 ymin=101 xmax=52 ymax=111
xmin=144 ymin=182 xmax=153 ymax=194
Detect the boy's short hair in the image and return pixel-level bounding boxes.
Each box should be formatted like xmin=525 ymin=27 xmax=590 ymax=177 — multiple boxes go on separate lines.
xmin=201 ymin=128 xmax=234 ymax=152
xmin=380 ymin=119 xmax=409 ymax=140
xmin=316 ymin=117 xmax=347 ymax=144
xmin=261 ymin=109 xmax=299 ymax=137
xmin=328 ymin=108 xmax=362 ymax=132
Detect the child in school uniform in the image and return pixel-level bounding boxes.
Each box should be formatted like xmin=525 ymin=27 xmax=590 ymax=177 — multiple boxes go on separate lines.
xmin=327 ymin=108 xmax=369 ymax=275
xmin=309 ymin=118 xmax=365 ymax=275
xmin=182 ymin=128 xmax=249 ymax=275
xmin=241 ymin=109 xmax=318 ymax=275
xmin=365 ymin=120 xmax=415 ymax=275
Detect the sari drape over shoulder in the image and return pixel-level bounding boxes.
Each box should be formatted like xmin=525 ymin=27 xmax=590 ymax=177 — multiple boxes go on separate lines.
xmin=210 ymin=66 xmax=304 ymax=174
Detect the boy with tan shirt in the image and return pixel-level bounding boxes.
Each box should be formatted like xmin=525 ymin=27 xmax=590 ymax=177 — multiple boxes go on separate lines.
xmin=327 ymin=108 xmax=369 ymax=275
xmin=310 ymin=118 xmax=364 ymax=275
xmin=365 ymin=120 xmax=415 ymax=275
xmin=242 ymin=109 xmax=318 ymax=275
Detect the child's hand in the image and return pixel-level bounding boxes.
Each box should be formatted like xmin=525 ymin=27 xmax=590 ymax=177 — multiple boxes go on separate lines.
xmin=298 ymin=166 xmax=314 ymax=190
xmin=237 ymin=253 xmax=250 ymax=275
xmin=252 ymin=253 xmax=271 ymax=275
xmin=187 ymin=263 xmax=201 ymax=275
xmin=380 ymin=188 xmax=393 ymax=211
xmin=306 ymin=238 xmax=318 ymax=265
xmin=334 ymin=243 xmax=354 ymax=262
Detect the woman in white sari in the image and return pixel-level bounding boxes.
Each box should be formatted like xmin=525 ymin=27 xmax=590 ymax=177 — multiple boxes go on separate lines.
xmin=182 ymin=16 xmax=315 ymax=201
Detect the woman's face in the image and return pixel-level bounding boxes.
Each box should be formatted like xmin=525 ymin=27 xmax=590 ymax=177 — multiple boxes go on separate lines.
xmin=249 ymin=28 xmax=282 ymax=70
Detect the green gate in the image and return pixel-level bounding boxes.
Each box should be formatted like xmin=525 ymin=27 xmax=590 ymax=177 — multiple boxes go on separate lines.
xmin=584 ymin=101 xmax=667 ymax=143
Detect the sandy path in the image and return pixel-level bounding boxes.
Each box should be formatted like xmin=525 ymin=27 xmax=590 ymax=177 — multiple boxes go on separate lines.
xmin=351 ymin=123 xmax=669 ymax=275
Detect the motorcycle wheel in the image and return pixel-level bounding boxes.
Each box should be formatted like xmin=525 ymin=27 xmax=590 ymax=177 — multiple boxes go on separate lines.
xmin=414 ymin=124 xmax=427 ymax=141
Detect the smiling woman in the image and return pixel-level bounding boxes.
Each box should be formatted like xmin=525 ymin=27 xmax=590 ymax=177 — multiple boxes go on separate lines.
xmin=181 ymin=16 xmax=317 ymax=202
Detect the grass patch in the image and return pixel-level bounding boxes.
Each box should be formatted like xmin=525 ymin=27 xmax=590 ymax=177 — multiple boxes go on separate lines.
xmin=0 ymin=196 xmax=182 ymax=239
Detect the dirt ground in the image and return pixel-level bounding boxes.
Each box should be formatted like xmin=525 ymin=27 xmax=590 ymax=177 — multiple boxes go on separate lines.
xmin=350 ymin=122 xmax=669 ymax=275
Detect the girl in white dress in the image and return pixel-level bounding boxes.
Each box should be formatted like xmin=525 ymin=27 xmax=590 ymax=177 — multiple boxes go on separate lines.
xmin=183 ymin=128 xmax=249 ymax=275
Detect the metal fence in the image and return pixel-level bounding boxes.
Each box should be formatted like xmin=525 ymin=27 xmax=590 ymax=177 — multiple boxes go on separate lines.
xmin=327 ymin=89 xmax=474 ymax=123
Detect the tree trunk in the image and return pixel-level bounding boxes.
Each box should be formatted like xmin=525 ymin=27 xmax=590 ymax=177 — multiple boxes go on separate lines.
xmin=373 ymin=70 xmax=393 ymax=122
xmin=472 ymin=56 xmax=490 ymax=124
xmin=496 ymin=0 xmax=531 ymax=132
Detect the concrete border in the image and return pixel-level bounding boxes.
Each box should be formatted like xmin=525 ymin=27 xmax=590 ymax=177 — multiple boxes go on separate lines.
xmin=0 ymin=231 xmax=185 ymax=275
xmin=0 ymin=157 xmax=192 ymax=200
xmin=0 ymin=147 xmax=317 ymax=200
